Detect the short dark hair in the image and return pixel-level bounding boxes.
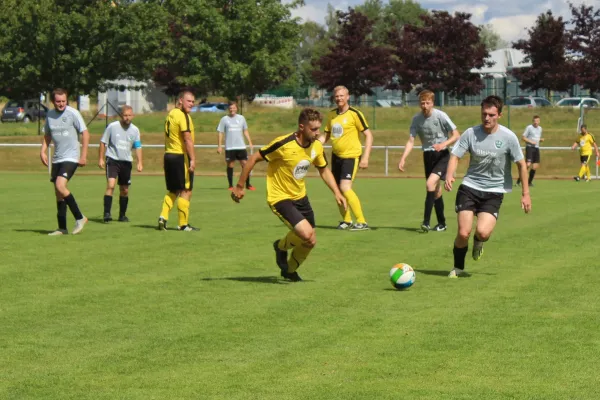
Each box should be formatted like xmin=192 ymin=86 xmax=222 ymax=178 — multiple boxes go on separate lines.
xmin=228 ymin=101 xmax=237 ymax=107
xmin=533 ymin=115 xmax=540 ymax=119
xmin=298 ymin=108 xmax=322 ymax=125
xmin=481 ymin=95 xmax=503 ymax=114
xmin=51 ymin=88 xmax=68 ymax=101
xmin=581 ymin=124 xmax=587 ymax=129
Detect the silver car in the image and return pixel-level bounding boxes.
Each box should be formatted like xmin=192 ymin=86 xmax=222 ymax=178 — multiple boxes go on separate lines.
xmin=507 ymin=96 xmax=553 ymax=108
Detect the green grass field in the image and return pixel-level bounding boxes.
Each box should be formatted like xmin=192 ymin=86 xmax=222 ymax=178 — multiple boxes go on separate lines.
xmin=2 ymin=173 xmax=600 ymax=399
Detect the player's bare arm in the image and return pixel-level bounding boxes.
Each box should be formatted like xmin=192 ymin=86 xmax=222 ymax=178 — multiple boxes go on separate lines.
xmin=444 ymin=154 xmax=460 ymax=192
xmin=98 ymin=142 xmax=106 ymax=169
xmin=318 ymin=166 xmax=347 ymax=211
xmin=359 ymin=128 xmax=373 ymax=169
xmin=232 ymin=151 xmax=264 ymax=202
xmin=243 ymin=129 xmax=253 ymax=151
xmin=182 ymin=130 xmax=195 ymax=172
xmin=398 ymin=136 xmax=415 ymax=171
xmin=594 ymin=142 xmax=600 ymax=158
xmin=433 ymin=129 xmax=460 ymax=152
xmin=40 ymin=135 xmax=51 ymax=167
xmin=79 ymin=129 xmax=90 ymax=167
xmin=516 ymin=159 xmax=532 ymax=213
xmin=217 ymin=131 xmax=223 ymax=154
xmin=136 ymin=148 xmax=143 ymax=172
xmin=318 ymin=131 xmax=330 ymax=145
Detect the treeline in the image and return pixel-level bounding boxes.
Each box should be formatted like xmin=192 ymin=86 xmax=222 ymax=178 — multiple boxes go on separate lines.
xmin=0 ymin=0 xmax=597 ymax=101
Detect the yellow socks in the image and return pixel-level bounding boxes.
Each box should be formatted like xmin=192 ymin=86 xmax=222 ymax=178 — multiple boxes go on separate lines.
xmin=288 ymin=244 xmax=312 ymax=273
xmin=177 ymin=197 xmax=190 ymax=227
xmin=343 ymin=189 xmax=366 ymax=224
xmin=278 ymin=231 xmax=303 ymax=251
xmin=160 ymin=192 xmax=177 ymax=220
xmin=578 ymin=165 xmax=587 ymax=179
xmin=586 ymin=165 xmax=591 ymax=180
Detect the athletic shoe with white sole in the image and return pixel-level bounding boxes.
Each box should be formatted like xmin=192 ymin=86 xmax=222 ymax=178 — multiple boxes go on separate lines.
xmin=72 ymin=217 xmax=88 ymax=235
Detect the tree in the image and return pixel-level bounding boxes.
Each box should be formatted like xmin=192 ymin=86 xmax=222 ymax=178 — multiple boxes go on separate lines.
xmin=513 ymin=11 xmax=574 ymax=97
xmin=388 ymin=10 xmax=491 ymax=97
xmin=0 ymin=0 xmax=167 ymax=98
xmin=153 ymin=0 xmax=302 ymax=99
xmin=479 ymin=24 xmax=508 ymax=51
xmin=355 ymin=0 xmax=427 ymax=44
xmin=568 ymin=3 xmax=600 ymax=94
xmin=312 ymin=9 xmax=393 ymax=97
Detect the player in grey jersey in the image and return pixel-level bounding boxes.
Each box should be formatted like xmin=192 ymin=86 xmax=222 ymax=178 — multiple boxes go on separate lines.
xmin=98 ymin=105 xmax=143 ymax=223
xmin=445 ymin=96 xmax=532 ymax=278
xmin=217 ymin=101 xmax=255 ymax=190
xmin=398 ymin=90 xmax=460 ymax=232
xmin=516 ymin=115 xmax=544 ymax=187
xmin=40 ymin=88 xmax=89 ymax=236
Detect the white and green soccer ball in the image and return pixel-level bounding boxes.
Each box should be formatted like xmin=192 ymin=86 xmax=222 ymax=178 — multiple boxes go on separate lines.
xmin=390 ymin=263 xmax=415 ymax=290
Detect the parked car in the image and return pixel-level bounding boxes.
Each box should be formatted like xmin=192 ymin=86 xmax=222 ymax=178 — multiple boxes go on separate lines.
xmin=190 ymin=102 xmax=228 ymax=113
xmin=507 ymin=96 xmax=553 ymax=108
xmin=556 ymin=97 xmax=600 ymax=108
xmin=555 ymin=97 xmax=600 ymax=108
xmin=1 ymin=99 xmax=48 ymax=123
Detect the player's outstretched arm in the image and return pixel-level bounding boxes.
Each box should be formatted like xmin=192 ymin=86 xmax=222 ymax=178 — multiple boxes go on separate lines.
xmin=516 ymin=159 xmax=531 ymax=213
xmin=243 ymin=129 xmax=253 ymax=151
xmin=136 ymin=148 xmax=143 ymax=172
xmin=232 ymin=151 xmax=264 ymax=203
xmin=444 ymin=155 xmax=459 ymax=192
xmin=317 ymin=166 xmax=347 ymax=211
xmin=398 ymin=136 xmax=415 ymax=171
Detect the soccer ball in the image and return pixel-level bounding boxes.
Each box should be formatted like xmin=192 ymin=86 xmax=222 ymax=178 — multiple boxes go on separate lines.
xmin=390 ymin=263 xmax=415 ymax=290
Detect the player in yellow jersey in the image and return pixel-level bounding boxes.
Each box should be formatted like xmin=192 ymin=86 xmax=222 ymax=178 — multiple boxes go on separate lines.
xmin=320 ymin=86 xmax=373 ymax=231
xmin=571 ymin=124 xmax=599 ymax=182
xmin=231 ymin=108 xmax=347 ymax=282
xmin=157 ymin=91 xmax=198 ymax=231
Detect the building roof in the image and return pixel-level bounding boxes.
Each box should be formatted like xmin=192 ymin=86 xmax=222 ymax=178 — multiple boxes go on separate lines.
xmin=471 ymin=48 xmax=531 ymax=77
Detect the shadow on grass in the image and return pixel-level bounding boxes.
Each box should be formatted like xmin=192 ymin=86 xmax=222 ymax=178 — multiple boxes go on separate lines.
xmin=133 ymin=224 xmax=160 ymax=230
xmin=201 ymin=275 xmax=294 ymax=284
xmin=314 ymin=224 xmax=379 ymax=231
xmin=14 ymin=229 xmax=53 ymax=235
xmin=88 ymin=217 xmax=106 ymax=224
xmin=375 ymin=226 xmax=426 ymax=233
xmin=415 ymin=269 xmax=472 ymax=278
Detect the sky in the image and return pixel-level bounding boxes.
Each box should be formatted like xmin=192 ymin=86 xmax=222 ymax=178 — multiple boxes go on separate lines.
xmin=288 ymin=0 xmax=600 ymax=44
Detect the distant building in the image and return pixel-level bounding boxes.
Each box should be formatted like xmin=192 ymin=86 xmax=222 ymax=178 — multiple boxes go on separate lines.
xmin=97 ymin=79 xmax=169 ymax=116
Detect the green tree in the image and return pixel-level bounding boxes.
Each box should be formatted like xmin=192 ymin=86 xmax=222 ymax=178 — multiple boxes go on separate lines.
xmin=0 ymin=0 xmax=167 ymax=98
xmin=479 ymin=24 xmax=508 ymax=51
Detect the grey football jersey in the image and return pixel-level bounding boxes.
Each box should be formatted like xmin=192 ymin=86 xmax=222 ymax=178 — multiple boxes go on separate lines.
xmin=523 ymin=125 xmax=542 ymax=148
xmin=452 ymin=124 xmax=524 ymax=193
xmin=101 ymin=121 xmax=141 ymax=162
xmin=44 ymin=106 xmax=87 ymax=163
xmin=410 ymin=109 xmax=457 ymax=151
xmin=217 ymin=115 xmax=248 ymax=150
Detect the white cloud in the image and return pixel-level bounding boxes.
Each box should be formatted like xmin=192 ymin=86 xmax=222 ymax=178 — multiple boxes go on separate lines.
xmin=450 ymin=4 xmax=488 ymax=25
xmin=488 ymin=14 xmax=538 ymax=43
xmin=290 ymin=4 xmax=327 ymax=24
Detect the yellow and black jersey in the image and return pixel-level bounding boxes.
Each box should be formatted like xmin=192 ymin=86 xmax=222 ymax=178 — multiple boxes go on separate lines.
xmin=324 ymin=107 xmax=369 ymax=158
xmin=259 ymin=133 xmax=327 ymax=205
xmin=576 ymin=133 xmax=596 ymax=156
xmin=164 ymin=108 xmax=194 ymax=154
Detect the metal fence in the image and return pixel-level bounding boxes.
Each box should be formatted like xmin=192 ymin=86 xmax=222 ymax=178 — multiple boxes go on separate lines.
xmin=1 ymin=143 xmax=597 ymax=178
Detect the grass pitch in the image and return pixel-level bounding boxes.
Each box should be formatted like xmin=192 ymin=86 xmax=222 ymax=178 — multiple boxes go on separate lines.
xmin=1 ymin=174 xmax=600 ymax=399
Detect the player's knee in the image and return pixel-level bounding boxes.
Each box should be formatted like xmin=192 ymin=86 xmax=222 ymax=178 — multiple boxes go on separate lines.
xmin=304 ymin=231 xmax=316 ymax=248
xmin=120 ymin=186 xmax=129 ymax=196
xmin=457 ymin=228 xmax=471 ymax=240
xmin=475 ymin=230 xmax=491 ymax=241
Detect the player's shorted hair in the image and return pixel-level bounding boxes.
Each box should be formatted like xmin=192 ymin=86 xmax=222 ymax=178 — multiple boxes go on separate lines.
xmin=298 ymin=108 xmax=322 ymax=125
xmin=418 ymin=90 xmax=434 ymax=102
xmin=51 ymin=88 xmax=68 ymax=101
xmin=481 ymin=95 xmax=504 ymax=114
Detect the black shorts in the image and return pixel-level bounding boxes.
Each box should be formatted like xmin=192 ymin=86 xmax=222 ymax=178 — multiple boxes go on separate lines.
xmin=225 ymin=149 xmax=248 ymax=162
xmin=50 ymin=162 xmax=78 ymax=183
xmin=270 ymin=196 xmax=315 ymax=229
xmin=580 ymin=155 xmax=592 ymax=164
xmin=455 ymin=184 xmax=504 ymax=219
xmin=423 ymin=149 xmax=450 ymax=180
xmin=525 ymin=147 xmax=540 ymax=164
xmin=106 ymin=158 xmax=132 ymax=186
xmin=332 ymin=153 xmax=359 ymax=183
xmin=164 ymin=153 xmax=194 ymax=192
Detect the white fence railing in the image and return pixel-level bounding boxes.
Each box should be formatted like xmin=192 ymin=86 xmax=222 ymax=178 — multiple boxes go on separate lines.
xmin=0 ymin=143 xmax=597 ymax=178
